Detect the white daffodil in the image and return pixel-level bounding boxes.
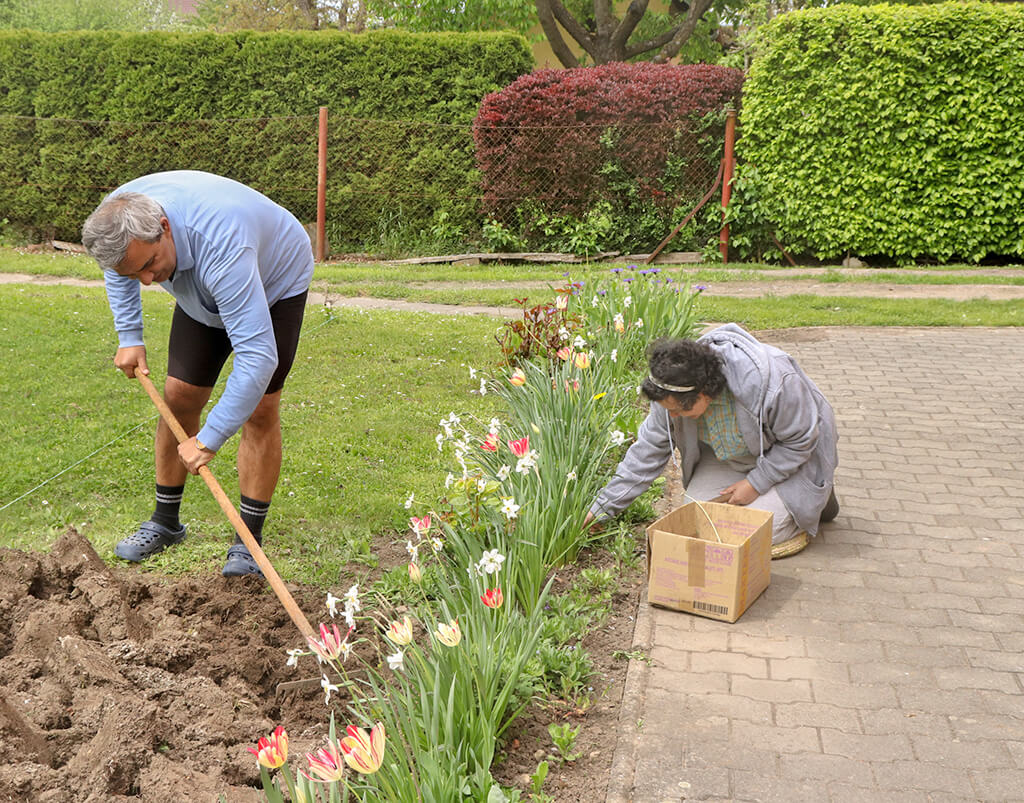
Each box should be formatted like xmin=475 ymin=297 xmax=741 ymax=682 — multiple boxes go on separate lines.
xmin=404 ymin=493 xmax=415 ymax=509
xmin=623 ymin=295 xmax=632 ymax=308
xmin=344 ymin=584 xmax=361 ymax=611
xmin=610 ymin=349 xmax=618 ymax=363
xmin=469 ymin=366 xmax=477 ymax=379
xmin=610 ymin=430 xmax=626 ymax=446
xmin=286 ymin=648 xmax=303 ymax=668
xmin=566 ymin=470 xmax=577 ymax=482
xmin=489 ymin=418 xmax=501 ymax=434
xmin=477 ymin=549 xmax=506 ymax=575
xmin=445 ymin=472 xmax=455 ymax=488
xmin=387 ymin=650 xmax=405 ymax=672
xmin=496 ymin=465 xmax=511 ymax=481
xmin=322 ymin=675 xmax=339 ymax=705
xmin=573 ymin=335 xmax=587 ymax=349
xmin=501 ymin=497 xmax=520 ymax=520
xmin=479 ymin=378 xmax=488 ymax=396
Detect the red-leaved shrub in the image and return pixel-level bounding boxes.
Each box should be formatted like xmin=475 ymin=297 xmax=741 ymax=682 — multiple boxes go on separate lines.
xmin=473 ymin=62 xmax=744 ymax=227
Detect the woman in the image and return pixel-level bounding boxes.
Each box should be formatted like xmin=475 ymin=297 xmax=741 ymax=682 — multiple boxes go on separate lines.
xmin=589 ymin=324 xmax=839 ymax=558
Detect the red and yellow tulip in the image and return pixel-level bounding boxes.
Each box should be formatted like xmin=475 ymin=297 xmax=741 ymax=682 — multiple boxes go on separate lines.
xmin=302 ymin=738 xmax=345 ymax=783
xmin=481 ymin=588 xmax=504 ymax=609
xmin=340 ymin=722 xmax=386 ymax=774
xmin=249 ymin=726 xmax=288 ymax=769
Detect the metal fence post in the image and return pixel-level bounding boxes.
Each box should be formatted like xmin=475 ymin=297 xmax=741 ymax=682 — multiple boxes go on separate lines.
xmin=316 ymin=106 xmax=327 ymax=263
xmin=719 ymin=108 xmax=737 ymax=263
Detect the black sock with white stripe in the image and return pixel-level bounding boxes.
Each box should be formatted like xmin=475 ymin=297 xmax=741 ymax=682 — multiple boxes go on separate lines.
xmin=234 ymin=495 xmax=270 ymax=547
xmin=152 ymin=484 xmax=184 ymax=530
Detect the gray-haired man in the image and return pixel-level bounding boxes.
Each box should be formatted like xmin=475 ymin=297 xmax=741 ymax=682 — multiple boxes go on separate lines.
xmin=82 ymin=170 xmax=314 ymax=576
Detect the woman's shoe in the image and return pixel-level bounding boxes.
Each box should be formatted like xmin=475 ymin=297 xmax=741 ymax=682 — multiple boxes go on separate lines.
xmin=771 ymin=531 xmax=809 ymax=559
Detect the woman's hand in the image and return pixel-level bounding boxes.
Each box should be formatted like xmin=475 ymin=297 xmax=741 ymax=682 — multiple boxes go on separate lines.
xmin=718 ymin=479 xmax=759 ymax=506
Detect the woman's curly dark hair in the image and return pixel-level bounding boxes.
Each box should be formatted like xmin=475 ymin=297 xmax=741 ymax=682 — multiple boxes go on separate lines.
xmin=641 ymin=338 xmax=726 ymax=410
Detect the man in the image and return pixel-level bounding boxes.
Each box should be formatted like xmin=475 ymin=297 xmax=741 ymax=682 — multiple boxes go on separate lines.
xmin=82 ymin=170 xmax=315 ymax=576
xmin=587 ymin=325 xmax=839 ymax=558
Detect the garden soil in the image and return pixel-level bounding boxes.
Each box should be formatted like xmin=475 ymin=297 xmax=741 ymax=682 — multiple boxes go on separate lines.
xmin=0 ymin=528 xmax=645 ymax=803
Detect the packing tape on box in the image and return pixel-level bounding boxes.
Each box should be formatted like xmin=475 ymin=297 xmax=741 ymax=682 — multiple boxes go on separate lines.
xmin=687 ymin=538 xmax=705 ymax=587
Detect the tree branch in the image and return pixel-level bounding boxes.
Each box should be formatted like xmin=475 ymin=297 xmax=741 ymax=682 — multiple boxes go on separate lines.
xmin=653 ymin=0 xmax=715 ymax=62
xmin=549 ymin=0 xmax=595 ymax=48
xmin=535 ymin=0 xmax=582 ymax=68
xmin=611 ymin=0 xmax=649 ymax=52
xmin=623 ymin=25 xmax=680 ymax=59
xmin=594 ymin=0 xmax=615 ymax=35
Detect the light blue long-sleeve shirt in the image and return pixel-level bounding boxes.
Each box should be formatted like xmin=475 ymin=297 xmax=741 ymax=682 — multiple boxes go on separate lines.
xmin=103 ymin=171 xmax=314 ymax=451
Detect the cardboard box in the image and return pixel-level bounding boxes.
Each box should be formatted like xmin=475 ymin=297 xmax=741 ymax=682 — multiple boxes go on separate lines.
xmin=646 ymin=502 xmax=772 ymax=623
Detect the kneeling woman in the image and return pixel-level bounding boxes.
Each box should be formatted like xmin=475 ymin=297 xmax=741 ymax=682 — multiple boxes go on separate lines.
xmin=588 ymin=324 xmax=839 ymax=558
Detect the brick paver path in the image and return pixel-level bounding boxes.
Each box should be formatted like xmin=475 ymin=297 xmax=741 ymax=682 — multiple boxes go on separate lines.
xmin=609 ymin=327 xmax=1024 ymax=803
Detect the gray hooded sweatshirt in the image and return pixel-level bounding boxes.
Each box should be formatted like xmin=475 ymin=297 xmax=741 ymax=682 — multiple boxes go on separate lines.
xmin=590 ymin=324 xmax=838 ymax=536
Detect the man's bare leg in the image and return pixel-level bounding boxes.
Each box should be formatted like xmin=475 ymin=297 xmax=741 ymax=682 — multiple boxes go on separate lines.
xmin=237 ymin=390 xmax=282 ymax=502
xmin=223 ymin=391 xmax=282 ymax=576
xmin=157 ymin=377 xmax=213 ymax=485
xmin=115 ymin=377 xmax=211 ymax=562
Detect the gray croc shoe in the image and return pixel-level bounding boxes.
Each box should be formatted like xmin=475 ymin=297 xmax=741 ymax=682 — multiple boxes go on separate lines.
xmin=222 ymin=544 xmax=263 ymax=577
xmin=115 ymin=520 xmax=187 ymax=562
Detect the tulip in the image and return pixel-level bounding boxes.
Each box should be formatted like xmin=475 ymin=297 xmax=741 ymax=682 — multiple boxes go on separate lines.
xmin=341 ymin=722 xmax=386 ymax=774
xmin=303 ymin=739 xmax=345 ymax=783
xmin=574 ymin=351 xmax=591 ymax=370
xmin=555 ymin=294 xmax=568 ymax=310
xmin=249 ymin=726 xmax=288 ymax=769
xmin=509 ymin=368 xmax=527 ymax=386
xmin=481 ymin=588 xmax=504 ymax=609
xmin=556 ymin=346 xmax=572 ymax=361
xmin=408 ymin=562 xmax=422 ymax=584
xmin=508 ymin=436 xmax=530 ymax=458
xmin=481 ymin=432 xmax=498 ymax=451
xmin=387 ymin=616 xmax=413 ymax=646
xmin=435 ymin=619 xmax=462 ymax=647
xmin=308 ymin=623 xmax=352 ymax=663
xmin=410 ymin=515 xmax=431 ymax=536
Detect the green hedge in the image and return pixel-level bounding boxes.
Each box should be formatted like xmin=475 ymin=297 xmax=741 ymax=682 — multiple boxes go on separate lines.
xmin=733 ymin=2 xmax=1024 ymax=263
xmin=0 ymin=30 xmax=533 ymax=246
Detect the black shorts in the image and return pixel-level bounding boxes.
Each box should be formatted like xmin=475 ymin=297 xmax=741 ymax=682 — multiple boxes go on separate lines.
xmin=166 ymin=291 xmax=308 ymax=393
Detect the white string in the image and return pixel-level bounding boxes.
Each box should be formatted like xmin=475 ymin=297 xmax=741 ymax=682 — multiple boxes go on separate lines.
xmin=0 ymin=416 xmax=158 ymax=513
xmin=682 ymin=491 xmax=723 ymax=543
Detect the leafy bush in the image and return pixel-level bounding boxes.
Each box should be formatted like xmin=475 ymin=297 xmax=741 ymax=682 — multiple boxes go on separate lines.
xmin=733 ymin=2 xmax=1024 ymax=263
xmin=473 ymin=62 xmax=743 ymax=253
xmin=0 ymin=29 xmax=533 ymax=244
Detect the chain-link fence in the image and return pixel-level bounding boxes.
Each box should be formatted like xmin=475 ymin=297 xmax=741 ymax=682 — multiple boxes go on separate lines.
xmin=0 ymin=111 xmax=727 ymax=257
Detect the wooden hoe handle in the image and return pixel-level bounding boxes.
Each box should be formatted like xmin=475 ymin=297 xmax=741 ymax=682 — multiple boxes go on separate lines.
xmin=135 ymin=372 xmax=316 ymax=641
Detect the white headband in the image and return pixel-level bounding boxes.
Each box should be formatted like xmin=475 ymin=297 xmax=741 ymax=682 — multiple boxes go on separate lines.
xmin=647 ymin=376 xmax=696 ymax=393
